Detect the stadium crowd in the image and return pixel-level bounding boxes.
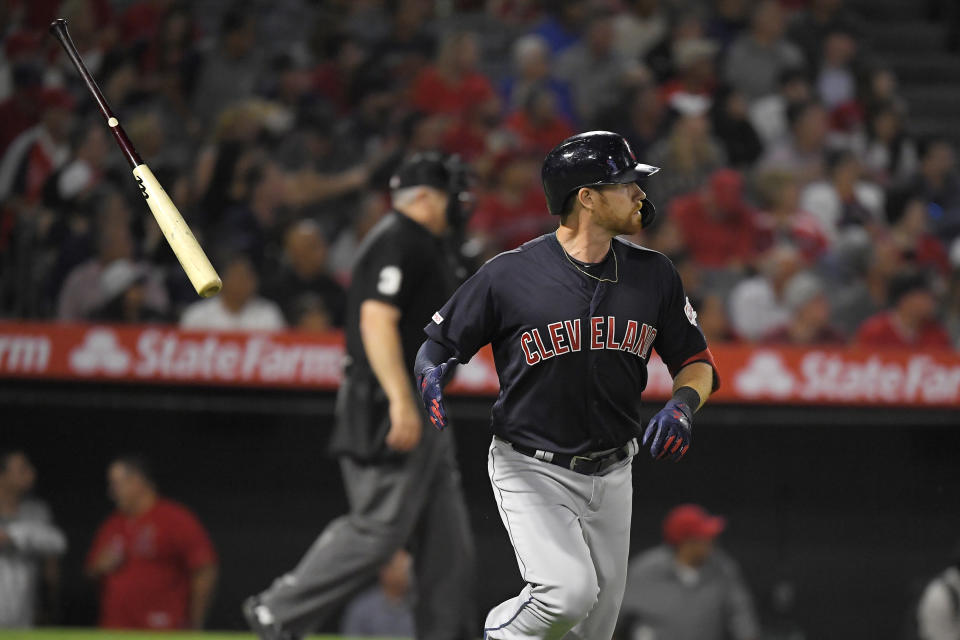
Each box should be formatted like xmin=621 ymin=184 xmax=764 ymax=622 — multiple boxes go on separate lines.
xmin=1 ymin=0 xmax=960 ymax=351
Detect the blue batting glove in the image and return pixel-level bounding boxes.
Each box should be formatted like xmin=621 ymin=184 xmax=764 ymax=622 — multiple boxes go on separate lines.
xmin=416 ymin=357 xmax=458 ymax=430
xmin=642 ymin=398 xmax=693 ymax=461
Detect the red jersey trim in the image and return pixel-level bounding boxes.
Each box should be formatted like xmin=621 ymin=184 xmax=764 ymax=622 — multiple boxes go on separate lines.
xmin=668 ymin=348 xmax=721 ymax=391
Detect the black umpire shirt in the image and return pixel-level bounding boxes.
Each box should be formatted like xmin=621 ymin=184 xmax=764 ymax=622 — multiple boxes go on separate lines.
xmin=331 ymin=210 xmax=456 ymax=461
xmin=425 ymin=233 xmax=718 ymax=456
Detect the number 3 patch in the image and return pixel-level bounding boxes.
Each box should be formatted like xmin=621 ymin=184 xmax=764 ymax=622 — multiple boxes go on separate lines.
xmin=377 ymin=266 xmax=403 ymax=296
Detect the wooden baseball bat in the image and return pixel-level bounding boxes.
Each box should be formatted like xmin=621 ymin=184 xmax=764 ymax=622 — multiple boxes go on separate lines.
xmin=49 ymin=18 xmax=222 ymax=298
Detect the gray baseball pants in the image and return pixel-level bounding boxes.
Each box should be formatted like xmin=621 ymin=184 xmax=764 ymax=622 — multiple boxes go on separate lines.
xmin=255 ymin=425 xmax=476 ymax=639
xmin=483 ymin=437 xmax=634 ymax=640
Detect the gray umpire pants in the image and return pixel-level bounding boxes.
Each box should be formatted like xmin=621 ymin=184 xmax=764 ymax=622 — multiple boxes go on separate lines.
xmin=483 ymin=437 xmax=634 ymax=640
xmin=256 ymin=424 xmax=476 ymax=639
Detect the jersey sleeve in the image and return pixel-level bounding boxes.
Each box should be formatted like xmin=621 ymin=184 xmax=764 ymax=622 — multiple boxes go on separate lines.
xmin=653 ymin=260 xmax=720 ymax=390
xmin=356 ymin=234 xmax=429 ymax=310
xmin=424 ymin=266 xmax=497 ymax=363
xmin=85 ymin=516 xmax=120 ymax=572
xmin=172 ymin=507 xmax=218 ymax=570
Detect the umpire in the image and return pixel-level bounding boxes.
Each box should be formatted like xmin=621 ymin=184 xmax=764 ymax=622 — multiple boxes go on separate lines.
xmin=244 ymin=153 xmax=476 ymax=640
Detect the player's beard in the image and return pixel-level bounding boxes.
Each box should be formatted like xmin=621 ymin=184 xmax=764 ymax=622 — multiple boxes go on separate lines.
xmin=596 ymin=192 xmax=646 ymax=235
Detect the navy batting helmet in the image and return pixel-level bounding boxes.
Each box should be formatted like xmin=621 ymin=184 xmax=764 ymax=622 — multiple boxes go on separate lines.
xmin=541 ymin=131 xmax=660 ymax=225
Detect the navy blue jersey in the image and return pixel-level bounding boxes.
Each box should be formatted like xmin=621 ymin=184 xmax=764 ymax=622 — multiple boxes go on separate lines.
xmin=424 ymin=232 xmax=718 ymax=455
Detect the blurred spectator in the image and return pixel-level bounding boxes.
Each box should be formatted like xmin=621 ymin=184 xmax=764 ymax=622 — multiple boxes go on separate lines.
xmin=612 ymin=0 xmax=669 ymax=61
xmin=44 ymin=125 xmax=113 ymax=210
xmin=728 ymin=245 xmax=804 ymax=341
xmin=264 ymin=220 xmax=347 ymax=328
xmin=340 ymin=549 xmax=415 ymax=637
xmin=749 ymin=68 xmax=812 ymax=148
xmin=693 ymin=293 xmax=740 ymax=344
xmin=706 ymin=0 xmax=751 ymax=51
xmin=710 ymin=86 xmax=763 ymax=167
xmin=645 ymin=111 xmax=726 ymax=206
xmin=443 ymin=94 xmax=502 ymax=162
xmin=366 ymin=0 xmax=435 ymax=87
xmin=0 ymin=52 xmax=44 ymax=150
xmin=500 ymin=34 xmax=576 ymax=125
xmin=829 ymin=236 xmax=903 ymax=336
xmin=619 ymin=504 xmax=760 ymax=640
xmin=816 ymin=29 xmax=860 ymax=114
xmin=787 ymin=0 xmax=863 ymax=66
xmin=141 ymin=3 xmax=203 ymax=129
xmin=854 ymin=270 xmax=951 ymax=348
xmin=800 ymin=149 xmax=884 ymax=245
xmin=555 ymin=11 xmax=645 ymax=126
xmin=887 ymin=190 xmax=951 ymax=276
xmin=759 ymin=100 xmax=830 ymax=186
xmin=670 ymin=169 xmax=759 ymax=270
xmin=216 ymin=161 xmax=290 ymax=269
xmin=91 ymin=259 xmax=168 ymax=324
xmin=762 ymin=271 xmax=845 ymax=344
xmin=410 ymin=31 xmax=495 ymax=119
xmin=469 ymin=152 xmax=549 ymax=255
xmin=57 ymin=220 xmax=168 ymax=321
xmin=328 ymin=192 xmax=389 ymax=283
xmin=754 ymin=170 xmax=829 ymax=262
xmin=0 ymin=450 xmax=66 ymax=628
xmin=192 ymin=9 xmax=262 ymax=127
xmin=86 ymin=455 xmax=217 ymax=630
xmin=645 ymin=13 xmax=706 ymax=84
xmin=903 ymin=138 xmax=960 ymax=245
xmin=860 ymin=103 xmax=918 ymax=187
xmin=595 ymin=84 xmax=664 ymax=163
xmin=528 ymin=0 xmax=588 ymax=54
xmin=180 ymin=252 xmax=285 ymax=331
xmin=0 ymin=88 xmax=74 ymax=204
xmin=503 ymin=84 xmax=575 ymax=155
xmin=660 ymin=38 xmax=719 ymax=108
xmin=723 ymin=0 xmax=804 ymax=103
xmin=916 ymin=541 xmax=960 ymax=640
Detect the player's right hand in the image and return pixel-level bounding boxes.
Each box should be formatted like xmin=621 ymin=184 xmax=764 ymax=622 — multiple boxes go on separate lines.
xmin=386 ymin=397 xmax=422 ymax=451
xmin=417 ymin=357 xmax=457 ymax=430
xmin=642 ymin=398 xmax=693 ymax=462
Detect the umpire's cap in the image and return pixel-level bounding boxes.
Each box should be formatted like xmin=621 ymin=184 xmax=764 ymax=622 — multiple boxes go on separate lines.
xmin=541 ymin=131 xmax=660 ymax=216
xmin=390 ymin=152 xmax=474 ymax=225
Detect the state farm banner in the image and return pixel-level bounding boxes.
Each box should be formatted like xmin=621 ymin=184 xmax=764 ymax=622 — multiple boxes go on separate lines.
xmin=1 ymin=322 xmax=959 ymax=407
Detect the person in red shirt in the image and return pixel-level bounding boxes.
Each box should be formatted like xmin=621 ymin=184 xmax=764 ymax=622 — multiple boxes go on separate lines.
xmin=409 ymin=31 xmax=495 ymax=119
xmin=469 ymin=152 xmax=551 ymax=256
xmin=504 ymin=84 xmax=576 ymax=155
xmin=85 ymin=456 xmax=217 ymax=630
xmin=670 ymin=168 xmax=760 ymax=270
xmin=754 ymin=169 xmax=830 ymax=263
xmin=855 ymin=270 xmax=953 ymax=349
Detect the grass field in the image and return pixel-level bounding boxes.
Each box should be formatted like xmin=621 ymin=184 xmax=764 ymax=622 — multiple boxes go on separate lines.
xmin=0 ymin=632 xmax=406 ymax=640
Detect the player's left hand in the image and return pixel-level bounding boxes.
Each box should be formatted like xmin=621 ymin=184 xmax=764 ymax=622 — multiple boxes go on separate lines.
xmin=417 ymin=357 xmax=458 ymax=430
xmin=642 ymin=398 xmax=693 ymax=461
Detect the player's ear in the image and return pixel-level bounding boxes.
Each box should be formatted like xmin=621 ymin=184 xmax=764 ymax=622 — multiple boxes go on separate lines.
xmin=576 ymin=187 xmax=594 ymax=211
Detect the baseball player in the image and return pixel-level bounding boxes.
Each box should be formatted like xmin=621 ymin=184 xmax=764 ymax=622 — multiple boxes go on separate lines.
xmin=415 ymin=131 xmax=719 ymax=639
xmin=244 ymin=153 xmax=476 ymax=640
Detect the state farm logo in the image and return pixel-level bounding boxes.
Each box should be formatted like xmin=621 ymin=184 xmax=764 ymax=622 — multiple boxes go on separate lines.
xmin=69 ymin=329 xmax=131 ymax=375
xmin=734 ymin=351 xmax=796 ymax=398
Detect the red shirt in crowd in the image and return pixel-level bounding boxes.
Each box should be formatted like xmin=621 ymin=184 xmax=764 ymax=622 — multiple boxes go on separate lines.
xmin=470 ymin=187 xmax=550 ymax=251
xmin=410 ymin=66 xmax=495 ymax=117
xmin=504 ymin=111 xmax=575 ymax=155
xmin=854 ymin=312 xmax=953 ymax=349
xmin=755 ymin=210 xmax=829 ymax=263
xmin=670 ymin=192 xmax=759 ymax=269
xmin=85 ymin=498 xmax=217 ymax=630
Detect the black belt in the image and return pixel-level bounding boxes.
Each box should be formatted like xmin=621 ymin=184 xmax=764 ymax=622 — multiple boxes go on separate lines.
xmin=505 ymin=438 xmax=639 ymax=476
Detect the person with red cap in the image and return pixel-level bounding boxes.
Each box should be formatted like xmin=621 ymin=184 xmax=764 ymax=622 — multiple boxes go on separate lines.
xmin=618 ymin=504 xmax=759 ymax=640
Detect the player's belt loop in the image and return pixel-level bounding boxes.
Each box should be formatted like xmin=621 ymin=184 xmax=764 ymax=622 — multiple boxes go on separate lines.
xmin=533 ymin=449 xmax=555 ymax=463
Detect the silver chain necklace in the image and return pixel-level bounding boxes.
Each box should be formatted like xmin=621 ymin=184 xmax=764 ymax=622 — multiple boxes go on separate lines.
xmin=556 ymin=232 xmax=619 ymax=283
